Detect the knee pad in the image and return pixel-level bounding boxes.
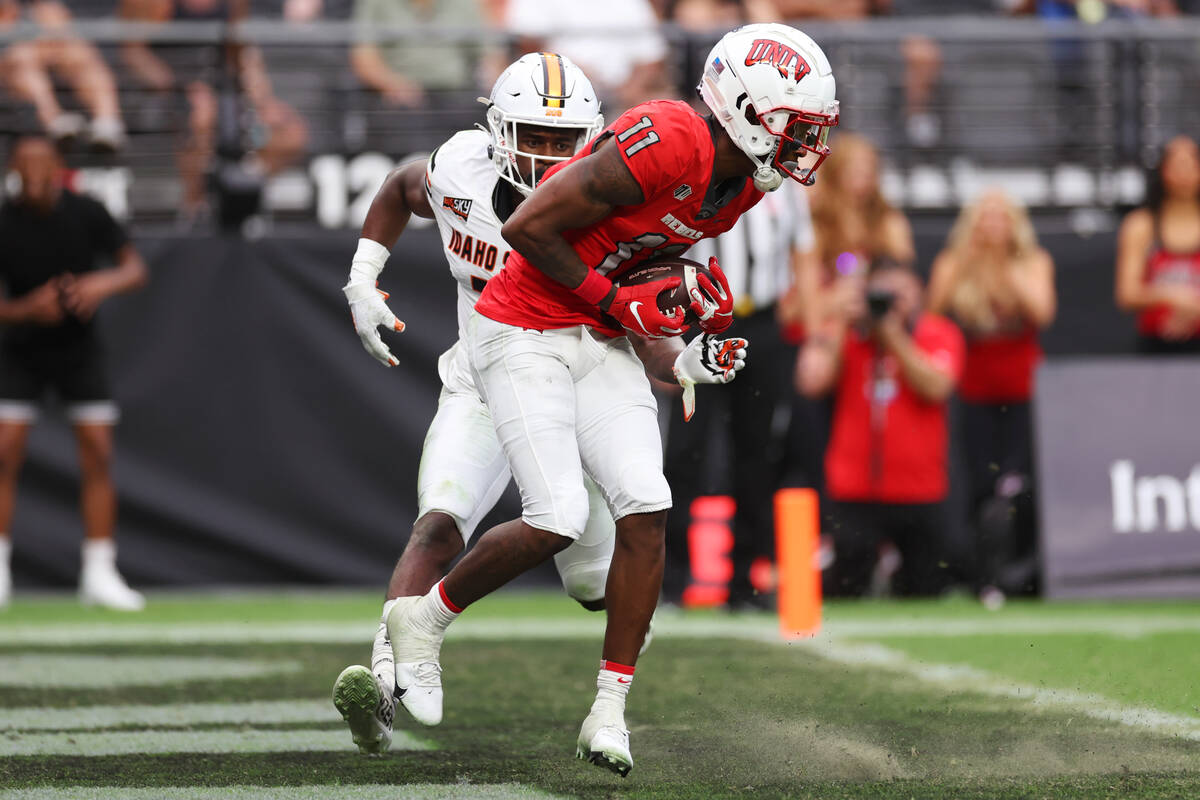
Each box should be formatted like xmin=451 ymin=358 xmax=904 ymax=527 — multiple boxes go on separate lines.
xmin=609 ymin=458 xmax=672 ymax=520
xmin=524 ymin=480 xmax=590 ymax=539
xmin=556 ymin=554 xmax=610 ymax=604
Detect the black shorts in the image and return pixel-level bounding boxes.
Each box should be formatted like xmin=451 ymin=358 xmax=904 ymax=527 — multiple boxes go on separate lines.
xmin=0 ymin=339 xmax=118 ymax=425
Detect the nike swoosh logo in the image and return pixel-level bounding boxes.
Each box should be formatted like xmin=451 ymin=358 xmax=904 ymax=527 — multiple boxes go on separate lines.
xmin=628 ymin=301 xmax=649 ymax=333
xmin=617 ymin=677 xmax=631 ymax=684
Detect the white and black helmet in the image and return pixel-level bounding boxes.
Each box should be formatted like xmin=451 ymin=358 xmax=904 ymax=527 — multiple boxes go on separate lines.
xmin=482 ymin=52 xmax=604 ymax=196
xmin=698 ymin=23 xmax=839 ymax=192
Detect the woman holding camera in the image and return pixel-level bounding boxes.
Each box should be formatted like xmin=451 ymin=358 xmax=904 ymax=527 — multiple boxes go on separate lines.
xmin=793 ymin=133 xmax=915 ymax=335
xmin=1115 ymin=134 xmax=1200 ymax=355
xmin=928 ymin=189 xmax=1056 ymax=601
xmin=781 ymin=134 xmax=914 ymax=496
xmin=797 ymin=259 xmax=964 ymax=597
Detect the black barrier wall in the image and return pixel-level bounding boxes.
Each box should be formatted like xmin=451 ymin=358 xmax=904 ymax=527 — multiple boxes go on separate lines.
xmin=7 ymin=224 xmax=1141 ymax=589
xmin=8 ymin=230 xmax=515 ymax=589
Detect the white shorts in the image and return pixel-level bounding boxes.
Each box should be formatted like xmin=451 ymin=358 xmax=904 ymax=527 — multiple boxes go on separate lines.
xmin=417 ymin=338 xmax=617 ymax=596
xmin=466 ymin=313 xmax=672 ymax=540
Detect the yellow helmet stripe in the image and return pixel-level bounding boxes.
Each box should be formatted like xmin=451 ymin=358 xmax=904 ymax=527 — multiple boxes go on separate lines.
xmin=540 ymin=52 xmax=566 ymax=109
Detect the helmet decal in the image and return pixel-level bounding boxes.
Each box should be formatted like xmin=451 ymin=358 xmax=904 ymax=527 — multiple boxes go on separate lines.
xmin=483 ymin=52 xmax=604 ymax=196
xmin=538 ymin=52 xmax=567 ymax=108
xmin=743 ymin=39 xmax=811 ymax=84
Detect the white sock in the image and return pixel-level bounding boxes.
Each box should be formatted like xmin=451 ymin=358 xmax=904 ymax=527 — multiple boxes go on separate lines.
xmin=414 ymin=580 xmax=461 ymax=635
xmin=591 ymin=659 xmax=634 ymax=720
xmin=81 ymin=538 xmax=116 ymax=572
xmin=371 ymin=617 xmax=394 ymax=693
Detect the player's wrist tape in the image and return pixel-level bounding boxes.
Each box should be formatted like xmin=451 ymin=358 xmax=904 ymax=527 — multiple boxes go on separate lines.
xmin=345 ymin=237 xmax=391 ymax=288
xmin=572 ymin=269 xmax=613 ymax=307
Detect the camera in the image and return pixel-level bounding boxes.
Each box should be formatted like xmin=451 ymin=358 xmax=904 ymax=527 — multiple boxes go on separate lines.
xmin=866 ymin=287 xmax=896 ymax=320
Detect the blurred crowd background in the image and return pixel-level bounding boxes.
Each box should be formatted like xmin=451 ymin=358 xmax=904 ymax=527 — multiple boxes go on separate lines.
xmin=1 ymin=0 xmax=1198 ymax=607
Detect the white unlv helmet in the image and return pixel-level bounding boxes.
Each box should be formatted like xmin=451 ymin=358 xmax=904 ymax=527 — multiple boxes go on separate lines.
xmin=699 ymin=23 xmax=839 ymax=192
xmin=482 ymin=52 xmax=604 ymax=196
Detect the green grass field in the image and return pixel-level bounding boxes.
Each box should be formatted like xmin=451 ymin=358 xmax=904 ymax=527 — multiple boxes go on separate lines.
xmin=1 ymin=590 xmax=1198 ymax=799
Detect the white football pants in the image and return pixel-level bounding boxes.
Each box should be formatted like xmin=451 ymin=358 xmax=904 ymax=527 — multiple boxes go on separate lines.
xmin=417 ymin=340 xmax=613 ymax=602
xmin=466 ymin=313 xmax=672 ymax=542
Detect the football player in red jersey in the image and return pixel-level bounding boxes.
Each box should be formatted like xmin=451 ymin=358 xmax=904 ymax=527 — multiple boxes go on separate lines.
xmin=333 ymin=53 xmax=749 ymax=756
xmin=386 ymin=23 xmax=838 ymax=776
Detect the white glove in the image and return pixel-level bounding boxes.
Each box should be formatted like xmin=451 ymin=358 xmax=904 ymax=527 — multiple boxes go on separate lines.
xmin=343 ymin=238 xmax=405 ymax=367
xmin=671 ymin=333 xmax=748 ymax=422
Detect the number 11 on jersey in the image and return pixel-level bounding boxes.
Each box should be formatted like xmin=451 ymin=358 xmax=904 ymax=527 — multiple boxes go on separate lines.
xmin=616 ymin=117 xmax=660 ymax=158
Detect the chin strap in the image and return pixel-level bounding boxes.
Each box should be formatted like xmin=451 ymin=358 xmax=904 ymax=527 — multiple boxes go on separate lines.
xmin=751 ymin=137 xmax=784 ymax=192
xmin=753 ymin=165 xmax=783 ymax=192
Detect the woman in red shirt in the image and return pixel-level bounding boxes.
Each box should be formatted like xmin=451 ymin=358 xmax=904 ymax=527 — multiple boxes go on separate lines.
xmin=1115 ymin=134 xmax=1200 ymax=355
xmin=928 ymin=189 xmax=1056 ymax=601
xmin=798 ymin=259 xmax=964 ymax=597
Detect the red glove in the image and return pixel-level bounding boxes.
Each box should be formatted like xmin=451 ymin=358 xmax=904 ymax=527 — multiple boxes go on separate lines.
xmin=604 ymin=277 xmax=688 ymax=338
xmin=688 ymin=257 xmax=734 ymax=334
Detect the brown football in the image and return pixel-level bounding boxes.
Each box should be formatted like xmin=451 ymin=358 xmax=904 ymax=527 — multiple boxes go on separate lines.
xmin=612 ymin=256 xmax=715 ymax=327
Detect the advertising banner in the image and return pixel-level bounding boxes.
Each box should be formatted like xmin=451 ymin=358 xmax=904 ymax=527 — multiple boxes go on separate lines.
xmin=1036 ymin=360 xmax=1200 ymax=598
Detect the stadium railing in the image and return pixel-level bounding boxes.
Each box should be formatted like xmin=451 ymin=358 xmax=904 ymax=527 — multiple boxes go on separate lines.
xmin=0 ymin=17 xmax=1195 ymax=227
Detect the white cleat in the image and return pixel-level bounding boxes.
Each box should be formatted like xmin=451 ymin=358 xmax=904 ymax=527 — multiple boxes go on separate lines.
xmin=79 ymin=566 xmax=145 ymax=611
xmin=332 ymin=664 xmax=394 ymax=754
xmin=386 ymin=596 xmax=444 ymax=726
xmin=576 ymin=709 xmax=633 ymax=777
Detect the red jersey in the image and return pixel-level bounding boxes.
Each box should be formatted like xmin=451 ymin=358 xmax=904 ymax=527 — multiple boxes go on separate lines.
xmin=825 ymin=314 xmax=965 ymax=504
xmin=958 ymin=328 xmax=1041 ymax=403
xmin=475 ymin=100 xmax=764 ymax=336
xmin=1137 ymin=244 xmax=1200 ymax=339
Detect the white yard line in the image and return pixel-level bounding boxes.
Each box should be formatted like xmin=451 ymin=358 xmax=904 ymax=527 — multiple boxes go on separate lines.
xmin=0 ymin=699 xmax=338 ymax=731
xmin=0 ymin=728 xmax=431 ymax=757
xmin=0 ymin=654 xmax=299 ymax=688
xmin=4 ymin=611 xmax=1199 ymax=645
xmin=798 ymin=636 xmax=1200 ymax=742
xmin=3 ymin=612 xmax=1198 ymax=747
xmin=0 ymin=786 xmax=568 ymax=800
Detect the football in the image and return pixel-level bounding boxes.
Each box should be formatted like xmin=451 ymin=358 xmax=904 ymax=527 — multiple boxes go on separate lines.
xmin=613 ymin=256 xmax=715 ymax=327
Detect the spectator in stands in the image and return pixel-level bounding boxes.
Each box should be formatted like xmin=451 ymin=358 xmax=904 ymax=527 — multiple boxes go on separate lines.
xmin=773 ymin=1 xmax=950 ymax=147
xmin=120 ymin=0 xmax=309 ymax=223
xmin=1115 ymin=134 xmax=1200 ymax=354
xmin=1032 ymin=0 xmax=1177 ymax=21
xmin=928 ymin=189 xmax=1055 ymax=602
xmin=801 ymin=133 xmax=914 ymax=336
xmin=0 ymin=135 xmax=147 ymax=610
xmin=0 ymin=0 xmax=126 ymax=151
xmin=350 ymin=0 xmax=491 ymax=109
xmin=505 ymin=0 xmax=674 ymax=109
xmin=662 ymin=181 xmax=818 ymax=609
xmin=797 ymin=258 xmax=964 ymax=597
xmin=283 ymin=0 xmax=323 ymax=20
xmin=667 ymin=0 xmax=778 ymax=100
xmin=668 ymin=0 xmax=779 ymax=28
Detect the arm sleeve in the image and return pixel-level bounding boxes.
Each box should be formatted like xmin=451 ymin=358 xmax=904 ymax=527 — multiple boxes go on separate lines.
xmin=609 ymin=103 xmax=699 ymax=203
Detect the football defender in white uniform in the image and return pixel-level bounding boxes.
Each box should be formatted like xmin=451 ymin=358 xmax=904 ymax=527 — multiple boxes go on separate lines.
xmin=331 ymin=53 xmax=747 ymax=755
